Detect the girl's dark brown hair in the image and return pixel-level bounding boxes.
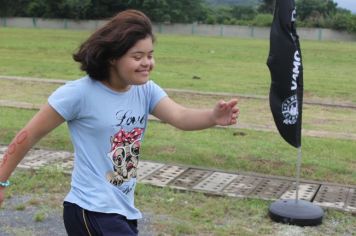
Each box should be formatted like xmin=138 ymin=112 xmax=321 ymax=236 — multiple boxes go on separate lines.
xmin=73 ymin=10 xmax=154 ymax=81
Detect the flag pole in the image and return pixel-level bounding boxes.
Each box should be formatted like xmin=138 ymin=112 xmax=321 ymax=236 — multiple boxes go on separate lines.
xmin=267 ymin=0 xmax=324 ymax=226
xmin=295 ymin=147 xmax=302 ymax=203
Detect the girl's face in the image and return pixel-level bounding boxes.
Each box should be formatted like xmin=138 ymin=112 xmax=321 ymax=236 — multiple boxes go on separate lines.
xmin=109 ymin=36 xmax=154 ymax=91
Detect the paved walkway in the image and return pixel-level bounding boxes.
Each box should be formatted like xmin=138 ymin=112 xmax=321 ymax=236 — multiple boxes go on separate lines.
xmin=1 ymin=145 xmax=355 ymax=214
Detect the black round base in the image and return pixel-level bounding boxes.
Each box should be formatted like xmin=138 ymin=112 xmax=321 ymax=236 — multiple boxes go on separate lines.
xmin=269 ymin=199 xmax=324 ymax=226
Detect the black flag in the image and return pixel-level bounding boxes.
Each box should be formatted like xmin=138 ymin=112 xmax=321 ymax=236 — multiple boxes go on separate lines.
xmin=267 ymin=0 xmax=303 ymax=148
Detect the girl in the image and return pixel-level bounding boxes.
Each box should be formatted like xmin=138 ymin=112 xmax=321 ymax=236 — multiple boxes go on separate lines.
xmin=0 ymin=10 xmax=239 ymax=235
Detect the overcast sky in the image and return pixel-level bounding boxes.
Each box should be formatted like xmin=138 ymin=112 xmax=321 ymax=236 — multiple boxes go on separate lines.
xmin=333 ymin=0 xmax=356 ymax=13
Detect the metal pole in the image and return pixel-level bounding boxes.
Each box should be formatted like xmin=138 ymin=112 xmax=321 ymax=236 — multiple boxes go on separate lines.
xmin=295 ymin=147 xmax=302 ymax=203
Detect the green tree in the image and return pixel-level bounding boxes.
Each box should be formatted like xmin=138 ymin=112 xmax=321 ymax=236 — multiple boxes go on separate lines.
xmin=253 ymin=13 xmax=273 ymax=26
xmin=166 ymin=0 xmax=205 ymax=23
xmin=26 ymin=0 xmax=46 ymax=17
xmin=258 ymin=0 xmax=275 ymax=14
xmin=348 ymin=15 xmax=356 ymax=33
xmin=140 ymin=0 xmax=170 ymax=22
xmin=0 ymin=0 xmax=31 ymax=17
xmin=331 ymin=12 xmax=352 ymax=31
xmin=64 ymin=0 xmax=92 ymax=19
xmin=214 ymin=7 xmax=233 ymax=24
xmin=87 ymin=0 xmax=126 ymax=19
xmin=231 ymin=5 xmax=257 ymax=20
xmin=296 ymin=0 xmax=337 ymax=21
xmin=26 ymin=0 xmax=92 ymax=19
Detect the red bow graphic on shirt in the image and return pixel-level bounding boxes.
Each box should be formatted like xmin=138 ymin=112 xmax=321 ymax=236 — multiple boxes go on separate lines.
xmin=111 ymin=128 xmax=144 ymax=151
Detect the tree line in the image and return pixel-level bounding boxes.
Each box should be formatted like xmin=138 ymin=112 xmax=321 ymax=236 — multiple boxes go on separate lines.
xmin=0 ymin=0 xmax=355 ymax=33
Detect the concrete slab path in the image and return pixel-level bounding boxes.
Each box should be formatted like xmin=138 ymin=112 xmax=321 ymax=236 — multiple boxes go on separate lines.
xmin=1 ymin=145 xmax=355 ymax=214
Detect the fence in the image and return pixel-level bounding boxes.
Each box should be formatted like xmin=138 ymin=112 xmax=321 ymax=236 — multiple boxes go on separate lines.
xmin=1 ymin=17 xmax=356 ymax=42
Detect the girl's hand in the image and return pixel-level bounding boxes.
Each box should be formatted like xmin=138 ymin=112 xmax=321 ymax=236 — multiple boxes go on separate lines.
xmin=213 ymin=99 xmax=239 ymax=126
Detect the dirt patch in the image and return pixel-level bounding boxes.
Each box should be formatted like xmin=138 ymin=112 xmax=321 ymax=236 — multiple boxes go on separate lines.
xmin=0 ymin=195 xmax=158 ymax=236
xmin=160 ymin=145 xmax=177 ymax=154
xmin=254 ymin=158 xmax=286 ymax=170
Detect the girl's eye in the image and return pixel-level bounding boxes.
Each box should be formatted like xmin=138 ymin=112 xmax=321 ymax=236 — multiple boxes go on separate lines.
xmin=133 ymin=56 xmax=141 ymax=61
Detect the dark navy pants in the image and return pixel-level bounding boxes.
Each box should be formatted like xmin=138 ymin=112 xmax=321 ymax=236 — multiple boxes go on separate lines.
xmin=63 ymin=201 xmax=138 ymax=236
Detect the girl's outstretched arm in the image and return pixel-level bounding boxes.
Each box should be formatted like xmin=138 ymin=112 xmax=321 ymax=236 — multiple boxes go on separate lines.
xmin=0 ymin=104 xmax=65 ymax=206
xmin=152 ymin=97 xmax=239 ymax=131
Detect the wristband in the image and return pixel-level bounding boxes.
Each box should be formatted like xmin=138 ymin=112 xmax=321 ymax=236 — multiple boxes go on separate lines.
xmin=0 ymin=180 xmax=10 ymax=187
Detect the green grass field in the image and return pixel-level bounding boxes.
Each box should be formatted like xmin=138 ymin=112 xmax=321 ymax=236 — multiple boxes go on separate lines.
xmin=1 ymin=27 xmax=355 ymax=103
xmin=1 ymin=79 xmax=355 ymax=135
xmin=0 ymin=27 xmax=355 ymax=235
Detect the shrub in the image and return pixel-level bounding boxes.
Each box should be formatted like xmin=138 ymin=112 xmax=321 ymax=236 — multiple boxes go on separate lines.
xmin=253 ymin=14 xmax=273 ymax=27
xmin=332 ymin=13 xmax=351 ymax=31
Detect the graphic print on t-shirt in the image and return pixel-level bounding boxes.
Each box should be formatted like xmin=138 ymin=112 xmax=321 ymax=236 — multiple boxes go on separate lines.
xmin=106 ymin=128 xmax=144 ymax=187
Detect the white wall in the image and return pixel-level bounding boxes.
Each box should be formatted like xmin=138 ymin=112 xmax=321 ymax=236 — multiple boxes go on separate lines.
xmin=1 ymin=17 xmax=355 ymax=42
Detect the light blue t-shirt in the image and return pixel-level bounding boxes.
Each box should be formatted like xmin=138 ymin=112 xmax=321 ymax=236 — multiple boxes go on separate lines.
xmin=48 ymin=76 xmax=167 ymax=219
